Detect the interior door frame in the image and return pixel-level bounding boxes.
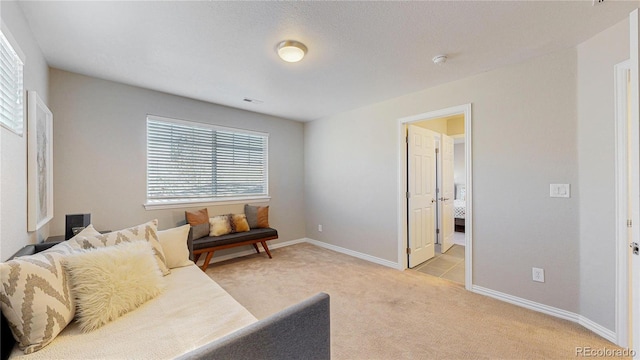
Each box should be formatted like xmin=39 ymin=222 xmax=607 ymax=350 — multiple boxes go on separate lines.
xmin=397 ymin=103 xmax=473 ymax=290
xmin=614 ymin=59 xmax=631 ymax=348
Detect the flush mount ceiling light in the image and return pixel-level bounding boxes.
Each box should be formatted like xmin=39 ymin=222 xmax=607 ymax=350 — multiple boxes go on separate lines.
xmin=277 ymin=40 xmax=307 ymax=63
xmin=432 ymin=54 xmax=448 ymax=65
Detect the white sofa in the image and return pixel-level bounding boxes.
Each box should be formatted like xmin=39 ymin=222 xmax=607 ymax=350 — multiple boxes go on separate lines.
xmin=1 ymin=242 xmax=330 ymax=360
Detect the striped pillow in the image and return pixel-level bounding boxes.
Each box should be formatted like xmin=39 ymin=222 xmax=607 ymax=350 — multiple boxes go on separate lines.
xmin=0 ymin=242 xmax=76 ymax=353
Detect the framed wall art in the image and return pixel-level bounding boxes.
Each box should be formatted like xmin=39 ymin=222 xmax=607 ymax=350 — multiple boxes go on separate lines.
xmin=27 ymin=90 xmax=53 ymax=231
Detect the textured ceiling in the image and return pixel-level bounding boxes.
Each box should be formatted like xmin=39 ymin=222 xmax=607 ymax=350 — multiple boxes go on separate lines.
xmin=18 ymin=1 xmax=639 ymax=122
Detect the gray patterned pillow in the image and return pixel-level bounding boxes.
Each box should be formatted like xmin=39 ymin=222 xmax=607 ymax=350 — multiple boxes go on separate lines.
xmin=70 ymin=219 xmax=170 ymax=276
xmin=0 ymin=242 xmax=76 ymax=353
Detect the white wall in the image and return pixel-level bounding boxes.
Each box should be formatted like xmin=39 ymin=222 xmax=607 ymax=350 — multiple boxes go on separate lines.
xmin=49 ymin=69 xmax=305 ymax=255
xmin=305 ymin=48 xmax=581 ymax=314
xmin=577 ymin=18 xmax=629 ymax=331
xmin=454 ymin=142 xmax=465 ymax=186
xmin=0 ymin=2 xmax=50 ymax=260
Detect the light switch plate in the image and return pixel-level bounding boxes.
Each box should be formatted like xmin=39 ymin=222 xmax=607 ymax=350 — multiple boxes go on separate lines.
xmin=550 ymin=184 xmax=570 ymax=198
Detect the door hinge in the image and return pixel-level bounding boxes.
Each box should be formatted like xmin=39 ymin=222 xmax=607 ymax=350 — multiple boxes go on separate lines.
xmin=406 ymin=192 xmax=411 ymax=199
xmin=435 ymin=148 xmax=439 ymax=154
xmin=406 ymin=136 xmax=409 ymax=144
xmin=406 ymin=248 xmax=412 ymax=255
xmin=436 ymin=229 xmax=440 ymax=234
xmin=628 ymin=219 xmax=633 ymax=228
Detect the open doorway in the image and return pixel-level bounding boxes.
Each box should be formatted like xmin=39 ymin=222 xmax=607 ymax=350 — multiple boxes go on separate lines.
xmin=397 ymin=104 xmax=472 ymax=290
xmin=407 ymin=116 xmax=465 ymax=284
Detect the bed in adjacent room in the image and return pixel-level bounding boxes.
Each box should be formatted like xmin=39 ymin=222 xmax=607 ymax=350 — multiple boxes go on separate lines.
xmin=454 ymin=184 xmax=466 ymax=232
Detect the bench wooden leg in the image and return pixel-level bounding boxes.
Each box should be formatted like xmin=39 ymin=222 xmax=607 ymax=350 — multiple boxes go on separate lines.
xmin=201 ymin=251 xmax=214 ymax=271
xmin=253 ymin=243 xmax=260 ymax=254
xmin=194 ymin=253 xmax=201 ymax=263
xmin=260 ymin=241 xmax=272 ymax=259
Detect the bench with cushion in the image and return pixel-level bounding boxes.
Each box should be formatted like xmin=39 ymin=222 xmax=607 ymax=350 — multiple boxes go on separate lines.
xmin=188 ymin=227 xmax=278 ymax=271
xmin=186 ymin=205 xmax=278 ymax=271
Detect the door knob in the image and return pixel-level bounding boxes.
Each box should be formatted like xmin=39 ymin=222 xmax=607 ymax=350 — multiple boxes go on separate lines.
xmin=431 ymin=199 xmax=436 ymax=203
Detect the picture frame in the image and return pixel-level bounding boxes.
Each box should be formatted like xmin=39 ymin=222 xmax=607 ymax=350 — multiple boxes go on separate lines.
xmin=27 ymin=91 xmax=53 ymax=231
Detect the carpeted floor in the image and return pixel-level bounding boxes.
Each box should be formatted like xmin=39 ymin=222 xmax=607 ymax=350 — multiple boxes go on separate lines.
xmin=205 ymin=243 xmax=624 ymax=359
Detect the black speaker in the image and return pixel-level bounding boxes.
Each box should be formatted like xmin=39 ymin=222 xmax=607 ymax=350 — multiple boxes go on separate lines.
xmin=65 ymin=214 xmax=91 ymax=240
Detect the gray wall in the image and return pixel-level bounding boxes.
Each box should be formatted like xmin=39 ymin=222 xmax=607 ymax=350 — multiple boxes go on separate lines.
xmin=305 ymin=49 xmax=581 ymax=314
xmin=577 ymin=18 xmax=629 ymax=331
xmin=0 ymin=1 xmax=50 ymax=260
xmin=49 ymin=69 xmax=305 ymax=253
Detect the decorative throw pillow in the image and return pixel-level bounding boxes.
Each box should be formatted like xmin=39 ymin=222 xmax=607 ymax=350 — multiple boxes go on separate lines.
xmin=191 ymin=223 xmax=210 ymax=240
xmin=209 ymin=215 xmax=232 ymax=236
xmin=0 ymin=246 xmax=75 ymax=353
xmin=185 ymin=208 xmax=209 ymax=240
xmin=158 ymin=225 xmax=192 ymax=269
xmin=70 ymin=219 xmax=170 ymax=276
xmin=231 ymin=214 xmax=250 ymax=233
xmin=63 ymin=241 xmax=165 ymax=332
xmin=72 ymin=223 xmax=100 ymax=238
xmin=244 ymin=204 xmax=270 ymax=229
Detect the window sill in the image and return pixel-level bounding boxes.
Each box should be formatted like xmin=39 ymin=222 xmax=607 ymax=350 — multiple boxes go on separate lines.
xmin=143 ymin=196 xmax=271 ymax=210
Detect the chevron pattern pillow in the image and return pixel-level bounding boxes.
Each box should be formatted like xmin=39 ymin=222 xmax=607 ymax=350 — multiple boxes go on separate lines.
xmin=0 ymin=242 xmax=76 ymax=354
xmin=70 ymin=219 xmax=170 ymax=276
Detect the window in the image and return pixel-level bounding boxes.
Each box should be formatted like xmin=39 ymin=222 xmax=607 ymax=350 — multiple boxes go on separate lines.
xmin=0 ymin=26 xmax=24 ymax=135
xmin=146 ymin=115 xmax=269 ymax=208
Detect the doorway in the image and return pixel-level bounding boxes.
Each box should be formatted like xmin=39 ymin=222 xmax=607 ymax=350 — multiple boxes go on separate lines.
xmin=397 ymin=104 xmax=472 ymax=290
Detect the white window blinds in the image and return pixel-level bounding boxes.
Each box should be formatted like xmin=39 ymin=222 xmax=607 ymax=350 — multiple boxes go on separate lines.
xmin=0 ymin=29 xmax=24 ymax=135
xmin=146 ymin=116 xmax=268 ymax=205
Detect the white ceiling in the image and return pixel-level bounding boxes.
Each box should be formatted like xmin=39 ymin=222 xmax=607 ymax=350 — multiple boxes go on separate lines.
xmin=18 ymin=1 xmax=639 ymax=122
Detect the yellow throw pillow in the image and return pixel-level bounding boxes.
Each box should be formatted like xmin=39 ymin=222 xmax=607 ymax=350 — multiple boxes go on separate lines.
xmin=209 ymin=215 xmax=232 ymax=236
xmin=231 ymin=213 xmax=250 ymax=233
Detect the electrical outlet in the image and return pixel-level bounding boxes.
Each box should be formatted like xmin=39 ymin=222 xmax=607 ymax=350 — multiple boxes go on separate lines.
xmin=532 ymin=267 xmax=545 ymax=283
xmin=318 ymin=224 xmax=323 ymax=232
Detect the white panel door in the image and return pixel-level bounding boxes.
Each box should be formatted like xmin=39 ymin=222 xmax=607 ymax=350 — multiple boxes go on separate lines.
xmin=441 ymin=134 xmax=455 ymax=253
xmin=408 ymin=125 xmax=436 ymax=268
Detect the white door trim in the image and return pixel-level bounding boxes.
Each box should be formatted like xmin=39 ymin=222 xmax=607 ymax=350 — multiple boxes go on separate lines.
xmin=396 ymin=103 xmax=473 ymax=290
xmin=615 ymin=59 xmax=631 ymax=348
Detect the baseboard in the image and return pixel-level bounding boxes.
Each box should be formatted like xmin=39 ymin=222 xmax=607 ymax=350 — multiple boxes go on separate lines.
xmin=305 ymin=238 xmax=400 ymax=269
xmin=472 ymin=285 xmax=616 ymax=343
xmin=207 ymin=238 xmax=307 ymax=264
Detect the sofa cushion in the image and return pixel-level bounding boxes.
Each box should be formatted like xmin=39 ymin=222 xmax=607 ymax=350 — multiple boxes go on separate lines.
xmin=158 ymin=225 xmax=192 ymax=269
xmin=70 ymin=219 xmax=170 ymax=276
xmin=0 ymin=242 xmax=76 ymax=354
xmin=191 ymin=223 xmax=210 ymax=240
xmin=193 ymin=228 xmax=278 ymax=250
xmin=63 ymin=241 xmax=166 ymax=332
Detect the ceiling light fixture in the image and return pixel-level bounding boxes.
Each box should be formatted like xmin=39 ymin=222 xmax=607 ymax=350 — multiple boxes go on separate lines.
xmin=277 ymin=40 xmax=307 ymax=63
xmin=432 ymin=54 xmax=448 ymax=65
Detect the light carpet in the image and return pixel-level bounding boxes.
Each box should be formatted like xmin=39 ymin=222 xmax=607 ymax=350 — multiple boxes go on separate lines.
xmin=206 ymin=243 xmax=623 ymax=359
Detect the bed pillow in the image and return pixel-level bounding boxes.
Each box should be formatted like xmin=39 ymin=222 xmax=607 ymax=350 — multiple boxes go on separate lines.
xmin=244 ymin=204 xmax=270 ymax=229
xmin=209 ymin=215 xmax=232 ymax=236
xmin=70 ymin=219 xmax=170 ymax=276
xmin=158 ymin=225 xmax=193 ymax=268
xmin=63 ymin=241 xmax=165 ymax=332
xmin=0 ymin=244 xmax=76 ymax=353
xmin=185 ymin=208 xmax=209 ymax=240
xmin=71 ymin=223 xmax=100 ymax=238
xmin=231 ymin=213 xmax=250 ymax=233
